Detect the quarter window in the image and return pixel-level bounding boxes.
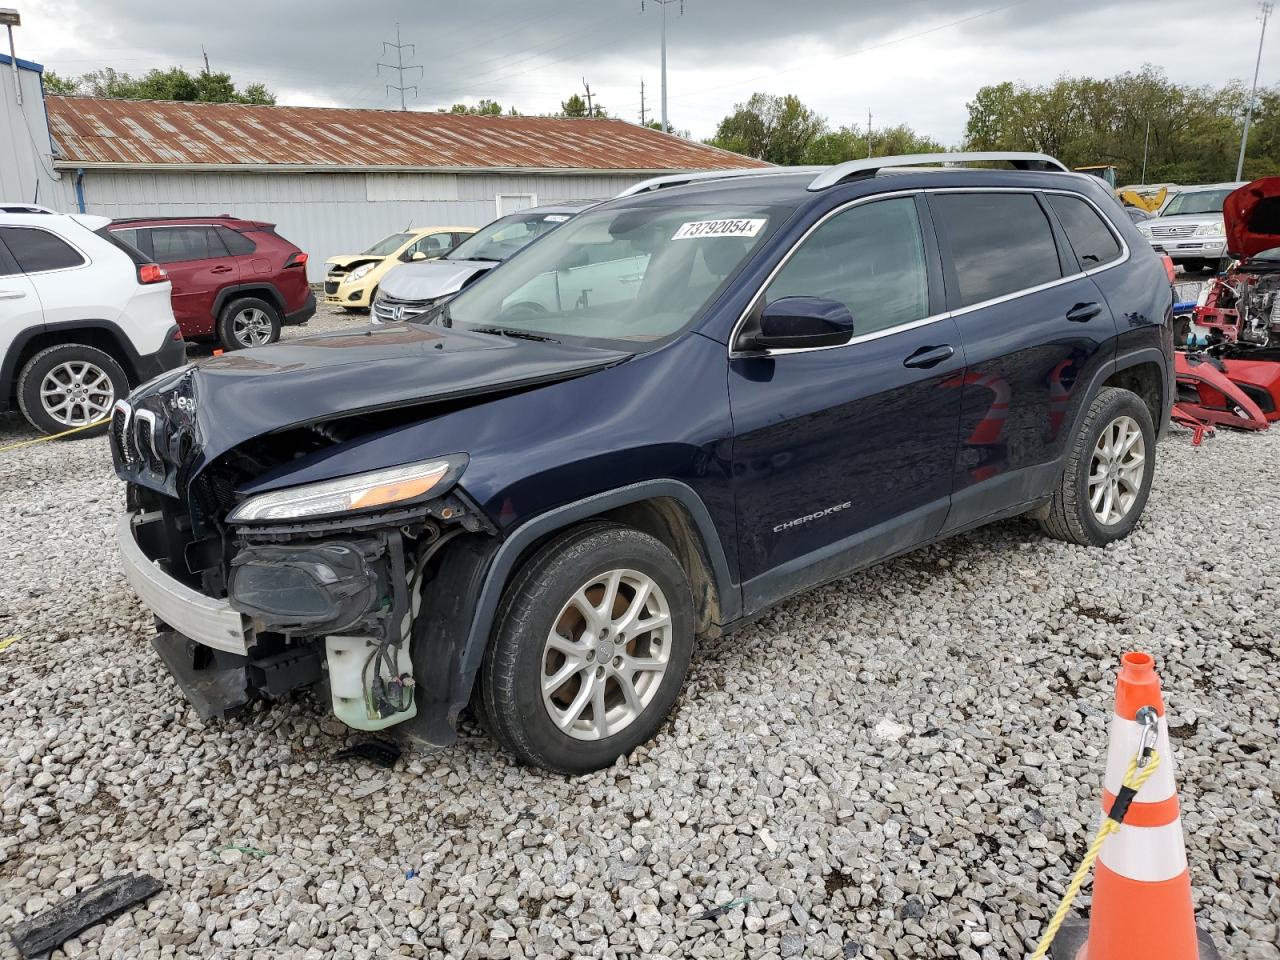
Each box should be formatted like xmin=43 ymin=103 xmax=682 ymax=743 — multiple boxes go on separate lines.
xmin=932 ymin=193 xmax=1062 ymax=307
xmin=1047 ymin=194 xmax=1122 ymax=268
xmin=217 ymin=227 xmax=256 ymax=256
xmin=763 ymin=197 xmax=930 ymax=338
xmin=147 ymin=226 xmax=231 ymax=264
xmin=0 ymin=227 xmax=86 ymax=272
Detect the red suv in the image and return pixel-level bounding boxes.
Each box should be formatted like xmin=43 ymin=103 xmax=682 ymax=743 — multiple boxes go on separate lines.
xmin=108 ymin=216 xmax=315 ymax=350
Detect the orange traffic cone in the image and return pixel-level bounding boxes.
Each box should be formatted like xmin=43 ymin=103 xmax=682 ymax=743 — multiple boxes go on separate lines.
xmin=1049 ymin=652 xmax=1220 ymax=960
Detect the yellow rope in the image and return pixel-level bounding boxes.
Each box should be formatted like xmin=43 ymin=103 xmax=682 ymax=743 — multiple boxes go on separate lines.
xmin=1028 ymin=749 xmax=1163 ymax=960
xmin=0 ymin=418 xmax=109 ymax=454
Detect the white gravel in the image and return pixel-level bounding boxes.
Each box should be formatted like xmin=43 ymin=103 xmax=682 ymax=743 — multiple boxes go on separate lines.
xmin=1 ymin=306 xmax=1277 ymax=959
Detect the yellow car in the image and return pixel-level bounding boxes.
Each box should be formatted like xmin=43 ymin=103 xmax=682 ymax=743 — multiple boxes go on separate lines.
xmin=324 ymin=227 xmax=475 ymax=310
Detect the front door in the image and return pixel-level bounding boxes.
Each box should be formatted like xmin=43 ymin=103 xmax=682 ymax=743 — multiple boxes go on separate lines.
xmin=728 ymin=195 xmax=965 ymax=614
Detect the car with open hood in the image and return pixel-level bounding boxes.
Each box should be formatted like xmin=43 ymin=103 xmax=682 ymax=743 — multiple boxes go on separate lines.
xmin=111 ymin=153 xmax=1174 ymax=774
xmin=1135 ymin=181 xmax=1246 ymax=273
xmin=370 ymin=201 xmax=596 ymax=324
xmin=323 ymin=227 xmax=475 ymax=311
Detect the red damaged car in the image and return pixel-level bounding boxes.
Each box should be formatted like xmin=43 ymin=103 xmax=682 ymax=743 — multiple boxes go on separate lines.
xmin=108 ymin=216 xmax=315 ymax=350
xmin=1179 ymin=178 xmax=1280 ymax=426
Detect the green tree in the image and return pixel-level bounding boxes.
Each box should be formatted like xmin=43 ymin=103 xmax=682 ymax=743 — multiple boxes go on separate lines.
xmin=449 ymin=99 xmax=510 ymax=116
xmin=42 ymin=70 xmax=79 ymax=96
xmin=806 ymin=123 xmax=944 ymax=163
xmin=46 ymin=65 xmax=274 ymax=104
xmin=561 ymin=93 xmax=589 ymax=118
xmin=709 ymin=93 xmax=826 ymax=165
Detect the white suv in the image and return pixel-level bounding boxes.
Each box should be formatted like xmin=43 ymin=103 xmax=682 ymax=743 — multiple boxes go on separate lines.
xmin=0 ymin=204 xmax=185 ymax=437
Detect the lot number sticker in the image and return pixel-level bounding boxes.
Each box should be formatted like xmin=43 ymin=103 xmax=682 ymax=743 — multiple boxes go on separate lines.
xmin=672 ymin=218 xmax=767 ymax=240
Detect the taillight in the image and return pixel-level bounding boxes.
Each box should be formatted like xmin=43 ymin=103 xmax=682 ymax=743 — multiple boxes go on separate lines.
xmin=285 ymin=252 xmax=308 ymax=268
xmin=138 ymin=263 xmax=167 ymax=284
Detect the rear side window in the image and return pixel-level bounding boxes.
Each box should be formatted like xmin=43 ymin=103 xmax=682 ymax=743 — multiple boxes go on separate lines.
xmin=148 ymin=226 xmax=231 ymax=263
xmin=0 ymin=226 xmax=86 ymax=272
xmin=1047 ymin=194 xmax=1122 ymax=268
xmin=932 ymin=193 xmax=1062 ymax=307
xmin=217 ymin=227 xmax=256 ymax=256
xmin=765 ymin=196 xmax=930 ymax=337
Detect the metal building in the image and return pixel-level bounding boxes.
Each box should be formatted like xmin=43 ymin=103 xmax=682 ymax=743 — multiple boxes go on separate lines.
xmin=0 ymin=52 xmax=60 ymax=204
xmin=21 ymin=94 xmax=761 ymax=281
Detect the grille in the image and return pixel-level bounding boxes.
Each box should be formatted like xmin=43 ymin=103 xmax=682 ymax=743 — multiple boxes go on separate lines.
xmin=373 ymin=294 xmax=437 ymax=324
xmin=110 ymin=406 xmax=135 ymax=464
xmin=1151 ymin=224 xmax=1197 ymax=239
xmin=133 ymin=411 xmax=164 ymax=475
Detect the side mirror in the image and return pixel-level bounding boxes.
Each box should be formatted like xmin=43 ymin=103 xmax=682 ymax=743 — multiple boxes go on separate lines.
xmin=751 ymin=297 xmax=854 ymax=351
xmin=410 ymin=251 xmax=428 ymax=261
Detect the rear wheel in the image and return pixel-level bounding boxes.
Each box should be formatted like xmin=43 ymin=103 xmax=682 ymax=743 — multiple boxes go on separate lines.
xmin=478 ymin=523 xmax=695 ymax=774
xmin=1037 ymin=387 xmax=1156 ymax=547
xmin=218 ymin=297 xmax=281 ymax=350
xmin=16 ymin=344 xmax=127 ymax=438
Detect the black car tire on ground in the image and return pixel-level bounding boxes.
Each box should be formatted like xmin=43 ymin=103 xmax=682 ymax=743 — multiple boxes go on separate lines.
xmin=16 ymin=343 xmax=128 ymax=439
xmin=218 ymin=297 xmax=282 ymax=350
xmin=477 ymin=522 xmax=695 ymax=774
xmin=1036 ymin=387 xmax=1156 ymax=547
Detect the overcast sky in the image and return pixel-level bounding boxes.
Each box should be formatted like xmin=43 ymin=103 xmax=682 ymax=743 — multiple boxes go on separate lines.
xmin=13 ymin=0 xmax=1275 ymax=144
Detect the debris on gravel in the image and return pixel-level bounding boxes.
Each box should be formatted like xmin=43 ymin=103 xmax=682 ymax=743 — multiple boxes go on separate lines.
xmin=1 ymin=305 xmax=1276 ymax=958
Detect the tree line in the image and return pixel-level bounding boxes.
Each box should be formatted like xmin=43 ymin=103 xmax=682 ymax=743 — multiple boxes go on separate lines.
xmin=44 ymin=66 xmax=274 ymax=105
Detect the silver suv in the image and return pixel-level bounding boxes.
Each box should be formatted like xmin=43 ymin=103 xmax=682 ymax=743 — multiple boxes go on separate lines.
xmin=1135 ymin=181 xmax=1246 ymax=272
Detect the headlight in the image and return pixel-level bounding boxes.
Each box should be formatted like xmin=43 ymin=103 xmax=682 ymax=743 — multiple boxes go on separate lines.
xmin=227 ymin=456 xmax=465 ymax=523
xmin=1194 ymin=222 xmax=1224 ymax=238
xmin=345 ymin=263 xmax=376 ymax=283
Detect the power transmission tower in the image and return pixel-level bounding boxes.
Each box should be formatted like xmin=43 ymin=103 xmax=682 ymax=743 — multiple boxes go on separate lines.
xmin=378 ymin=23 xmax=422 ymax=111
xmin=641 ymin=0 xmax=684 ymax=133
xmin=1237 ymin=1 xmax=1273 ymax=181
xmin=640 ymin=78 xmax=647 ymax=126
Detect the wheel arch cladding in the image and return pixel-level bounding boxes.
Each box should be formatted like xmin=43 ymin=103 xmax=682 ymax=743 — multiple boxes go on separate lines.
xmin=399 ymin=481 xmax=738 ymax=747
xmin=215 ymin=284 xmax=284 ymax=316
xmin=1103 ymin=358 xmax=1166 ymax=429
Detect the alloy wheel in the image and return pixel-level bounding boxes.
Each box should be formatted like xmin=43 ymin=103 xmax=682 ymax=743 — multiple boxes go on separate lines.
xmin=39 ymin=360 xmax=115 ymax=427
xmin=540 ymin=568 xmax=673 ymax=741
xmin=233 ymin=307 xmax=274 ymax=347
xmin=1089 ymin=415 xmax=1146 ymax=526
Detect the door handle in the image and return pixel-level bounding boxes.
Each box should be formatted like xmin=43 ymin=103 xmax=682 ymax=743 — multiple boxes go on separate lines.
xmin=0 ymin=290 xmax=27 ymax=300
xmin=211 ymin=265 xmax=234 ymax=274
xmin=1066 ymin=302 xmax=1102 ymax=323
xmin=903 ymin=344 xmax=955 ymax=369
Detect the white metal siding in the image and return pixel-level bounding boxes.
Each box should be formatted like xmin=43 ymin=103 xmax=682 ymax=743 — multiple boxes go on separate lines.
xmin=59 ymin=170 xmax=647 ymax=281
xmin=0 ymin=65 xmax=62 ymax=205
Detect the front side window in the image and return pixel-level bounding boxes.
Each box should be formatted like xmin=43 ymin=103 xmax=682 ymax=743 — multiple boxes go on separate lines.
xmin=932 ymin=193 xmax=1062 ymax=307
xmin=763 ymin=197 xmax=930 ymax=338
xmin=0 ymin=227 xmax=86 ymax=273
xmin=148 ymin=226 xmax=230 ymax=264
xmin=1048 ymin=194 xmax=1122 ymax=268
xmin=404 ymin=233 xmax=452 ymax=259
xmin=440 ymin=204 xmax=780 ymax=346
xmin=446 ymin=212 xmax=571 ymax=263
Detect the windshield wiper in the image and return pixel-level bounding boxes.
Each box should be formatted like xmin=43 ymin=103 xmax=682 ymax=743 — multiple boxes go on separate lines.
xmin=462 ymin=256 xmax=504 ymax=263
xmin=468 ymin=326 xmax=560 ymax=344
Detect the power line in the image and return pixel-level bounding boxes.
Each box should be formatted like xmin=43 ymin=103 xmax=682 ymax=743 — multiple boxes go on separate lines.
xmin=377 ymin=23 xmax=422 ymax=111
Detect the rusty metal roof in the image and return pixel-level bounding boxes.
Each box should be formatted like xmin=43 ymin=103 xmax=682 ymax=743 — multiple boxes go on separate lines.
xmin=46 ymin=96 xmax=766 ymax=173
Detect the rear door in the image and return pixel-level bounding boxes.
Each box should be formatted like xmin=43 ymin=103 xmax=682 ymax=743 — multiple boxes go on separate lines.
xmin=728 ymin=194 xmax=965 ymax=614
xmin=0 ymin=233 xmax=44 ymax=392
xmin=927 ymin=190 xmax=1118 ymax=532
xmin=144 ymin=225 xmax=239 ymax=338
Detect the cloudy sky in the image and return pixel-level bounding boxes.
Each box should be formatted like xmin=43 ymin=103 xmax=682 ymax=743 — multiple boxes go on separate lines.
xmin=13 ymin=0 xmax=1275 ymax=144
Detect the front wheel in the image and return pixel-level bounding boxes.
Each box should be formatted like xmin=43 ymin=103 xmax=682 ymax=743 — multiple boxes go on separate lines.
xmin=1037 ymin=387 xmax=1156 ymax=547
xmin=477 ymin=523 xmax=695 ymax=774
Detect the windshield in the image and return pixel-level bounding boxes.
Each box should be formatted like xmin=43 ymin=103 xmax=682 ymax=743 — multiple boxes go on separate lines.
xmin=446 ymin=212 xmax=573 ymax=262
xmin=1163 ymin=190 xmax=1232 ymax=217
xmin=439 ymin=204 xmax=780 ymax=346
xmin=363 ymin=232 xmax=415 ymax=256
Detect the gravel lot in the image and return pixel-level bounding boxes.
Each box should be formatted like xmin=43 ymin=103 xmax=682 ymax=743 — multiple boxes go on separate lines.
xmin=1 ymin=305 xmax=1277 ymax=959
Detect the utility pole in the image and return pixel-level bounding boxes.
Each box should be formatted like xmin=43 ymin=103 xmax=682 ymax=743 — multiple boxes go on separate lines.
xmin=1141 ymin=120 xmax=1151 ymax=185
xmin=582 ymin=77 xmax=594 ymax=117
xmin=867 ymin=109 xmax=872 ymax=158
xmin=2 ymin=8 xmax=22 ymax=106
xmin=378 ymin=23 xmax=422 ymax=112
xmin=641 ymin=0 xmax=684 ymax=134
xmin=1237 ymin=2 xmax=1273 ymax=181
xmin=201 ymin=45 xmax=211 ymax=75
xmin=640 ymin=78 xmax=647 ymax=126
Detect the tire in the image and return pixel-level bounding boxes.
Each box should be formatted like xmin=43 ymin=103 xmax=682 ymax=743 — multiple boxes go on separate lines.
xmin=1037 ymin=387 xmax=1156 ymax=547
xmin=218 ymin=297 xmax=281 ymax=350
xmin=477 ymin=522 xmax=695 ymax=774
xmin=16 ymin=343 xmax=128 ymax=439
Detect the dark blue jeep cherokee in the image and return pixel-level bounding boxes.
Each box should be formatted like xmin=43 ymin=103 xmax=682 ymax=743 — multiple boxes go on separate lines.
xmin=112 ymin=153 xmax=1173 ymax=773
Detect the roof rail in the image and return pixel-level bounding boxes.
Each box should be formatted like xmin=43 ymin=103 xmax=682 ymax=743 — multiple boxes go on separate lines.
xmin=615 ymin=166 xmax=821 ymax=198
xmin=807 ymin=152 xmax=1070 ymax=192
xmin=0 ymin=202 xmax=57 ymax=215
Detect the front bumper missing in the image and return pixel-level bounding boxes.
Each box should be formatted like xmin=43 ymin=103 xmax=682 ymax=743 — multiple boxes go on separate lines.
xmin=117 ymin=511 xmax=252 ymax=656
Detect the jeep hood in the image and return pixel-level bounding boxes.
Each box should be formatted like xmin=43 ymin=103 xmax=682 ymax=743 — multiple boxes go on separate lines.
xmin=123 ymin=323 xmax=629 ymax=486
xmin=1224 ymin=177 xmax=1280 ymax=259
xmin=378 ymin=258 xmax=498 ymax=300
